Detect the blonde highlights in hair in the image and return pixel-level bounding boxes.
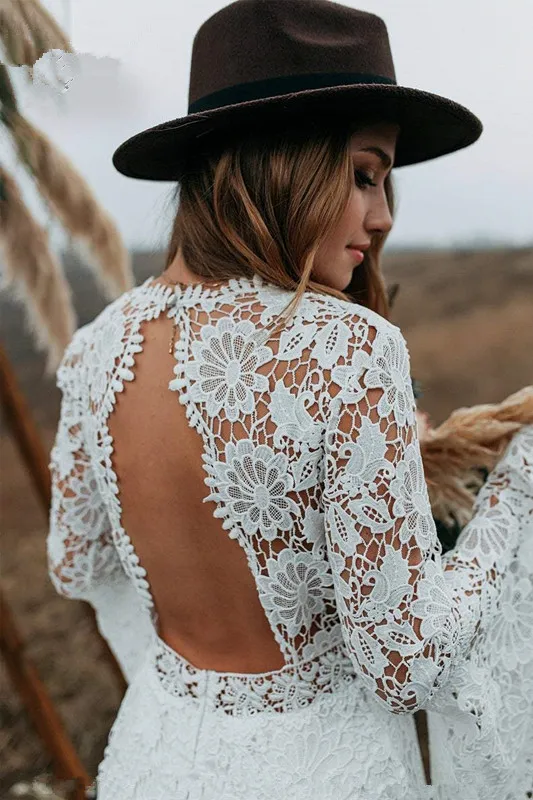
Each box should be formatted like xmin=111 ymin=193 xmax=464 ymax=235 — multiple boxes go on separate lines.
xmin=163 ymin=118 xmax=395 ymax=336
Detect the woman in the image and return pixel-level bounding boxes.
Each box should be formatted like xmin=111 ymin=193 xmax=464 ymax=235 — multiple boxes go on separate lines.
xmin=46 ymin=1 xmax=533 ymax=798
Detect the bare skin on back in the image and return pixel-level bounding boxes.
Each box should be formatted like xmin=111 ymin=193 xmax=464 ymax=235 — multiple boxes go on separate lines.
xmin=108 ymin=302 xmax=287 ymax=672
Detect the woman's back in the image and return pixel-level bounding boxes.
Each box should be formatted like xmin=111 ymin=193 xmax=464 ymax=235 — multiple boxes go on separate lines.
xmin=109 ymin=274 xmax=340 ymax=673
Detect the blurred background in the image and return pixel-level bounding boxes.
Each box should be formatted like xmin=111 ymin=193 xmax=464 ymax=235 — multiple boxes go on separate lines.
xmin=1 ymin=0 xmax=532 ymax=795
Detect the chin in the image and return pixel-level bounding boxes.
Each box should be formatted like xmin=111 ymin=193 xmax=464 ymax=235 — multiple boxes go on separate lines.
xmin=311 ymin=264 xmax=350 ymax=292
xmin=342 ymin=267 xmax=357 ymax=289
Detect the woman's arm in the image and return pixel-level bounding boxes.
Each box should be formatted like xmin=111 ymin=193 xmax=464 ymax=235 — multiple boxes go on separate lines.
xmin=322 ymin=312 xmax=532 ymax=714
xmin=47 ymin=330 xmax=122 ymax=600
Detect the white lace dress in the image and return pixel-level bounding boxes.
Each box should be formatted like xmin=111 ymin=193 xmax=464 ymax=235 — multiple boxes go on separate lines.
xmin=46 ymin=274 xmax=533 ymax=800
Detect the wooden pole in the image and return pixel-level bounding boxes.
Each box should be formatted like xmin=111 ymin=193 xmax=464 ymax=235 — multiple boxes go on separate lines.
xmin=0 ymin=589 xmax=89 ymax=800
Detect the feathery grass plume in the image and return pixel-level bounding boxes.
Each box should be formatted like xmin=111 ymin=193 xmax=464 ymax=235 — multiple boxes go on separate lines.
xmin=420 ymin=386 xmax=533 ymax=526
xmin=4 ymin=109 xmax=133 ymax=298
xmin=0 ymin=164 xmax=76 ymax=374
xmin=0 ymin=0 xmax=72 ymax=68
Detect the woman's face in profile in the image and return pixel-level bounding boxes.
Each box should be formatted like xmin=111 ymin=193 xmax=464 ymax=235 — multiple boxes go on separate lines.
xmin=312 ymin=121 xmax=399 ymax=291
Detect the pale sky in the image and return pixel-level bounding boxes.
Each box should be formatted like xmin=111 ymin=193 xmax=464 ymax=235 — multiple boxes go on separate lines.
xmin=2 ymin=0 xmax=532 ymax=252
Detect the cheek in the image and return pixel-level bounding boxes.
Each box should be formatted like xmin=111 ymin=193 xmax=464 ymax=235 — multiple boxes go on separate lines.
xmin=341 ymin=190 xmax=366 ymax=229
xmin=315 ymin=190 xmax=366 ymax=267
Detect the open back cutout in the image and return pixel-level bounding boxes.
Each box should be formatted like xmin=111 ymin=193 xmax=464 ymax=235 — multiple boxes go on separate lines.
xmin=107 ymin=303 xmax=289 ymax=672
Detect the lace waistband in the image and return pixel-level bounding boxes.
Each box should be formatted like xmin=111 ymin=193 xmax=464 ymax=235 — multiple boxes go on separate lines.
xmin=150 ymin=633 xmax=361 ymax=717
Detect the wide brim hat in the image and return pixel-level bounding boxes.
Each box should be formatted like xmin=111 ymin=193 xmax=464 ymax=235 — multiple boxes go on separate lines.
xmin=112 ymin=0 xmax=483 ymax=182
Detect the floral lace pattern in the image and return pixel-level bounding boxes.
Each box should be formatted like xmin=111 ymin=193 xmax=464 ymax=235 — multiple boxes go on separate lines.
xmin=47 ymin=274 xmax=533 ymax=799
xmin=153 ymin=628 xmax=359 ymax=716
xmin=96 ymin=648 xmax=429 ymax=800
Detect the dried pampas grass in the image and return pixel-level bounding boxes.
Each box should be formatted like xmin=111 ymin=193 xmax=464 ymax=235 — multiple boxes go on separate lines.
xmin=1 ymin=6 xmax=132 ymax=371
xmin=419 ymin=386 xmax=533 ymax=527
xmin=0 ymin=0 xmax=72 ymax=68
xmin=0 ymin=165 xmax=76 ymax=374
xmin=3 ymin=109 xmax=133 ymax=298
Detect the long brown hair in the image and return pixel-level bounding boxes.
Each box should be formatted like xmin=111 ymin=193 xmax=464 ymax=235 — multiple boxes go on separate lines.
xmin=162 ymin=118 xmax=396 ymax=336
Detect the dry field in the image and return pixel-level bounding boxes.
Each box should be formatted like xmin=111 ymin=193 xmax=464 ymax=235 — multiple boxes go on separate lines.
xmin=1 ymin=246 xmax=532 ymax=795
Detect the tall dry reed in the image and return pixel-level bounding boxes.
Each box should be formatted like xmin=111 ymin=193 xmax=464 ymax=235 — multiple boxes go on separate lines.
xmin=0 ymin=0 xmax=72 ymax=68
xmin=0 ymin=0 xmax=133 ymax=371
xmin=420 ymin=386 xmax=533 ymax=525
xmin=3 ymin=109 xmax=133 ymax=299
xmin=0 ymin=165 xmax=76 ymax=374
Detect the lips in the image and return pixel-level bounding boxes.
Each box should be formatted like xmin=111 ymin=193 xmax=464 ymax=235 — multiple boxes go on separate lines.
xmin=347 ymin=246 xmax=365 ymax=264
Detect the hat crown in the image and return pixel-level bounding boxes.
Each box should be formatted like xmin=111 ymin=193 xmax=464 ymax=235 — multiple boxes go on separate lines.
xmin=188 ymin=0 xmax=396 ymax=113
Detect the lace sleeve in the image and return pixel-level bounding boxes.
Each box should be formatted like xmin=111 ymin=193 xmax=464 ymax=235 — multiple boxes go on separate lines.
xmin=47 ymin=332 xmax=121 ymax=601
xmin=322 ymin=316 xmax=530 ymax=715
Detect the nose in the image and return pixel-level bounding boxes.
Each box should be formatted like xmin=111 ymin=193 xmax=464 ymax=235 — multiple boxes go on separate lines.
xmin=365 ymin=194 xmax=393 ymax=237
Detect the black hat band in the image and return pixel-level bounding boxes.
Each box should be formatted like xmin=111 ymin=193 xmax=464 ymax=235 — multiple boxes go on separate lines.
xmin=188 ymin=72 xmax=397 ymax=114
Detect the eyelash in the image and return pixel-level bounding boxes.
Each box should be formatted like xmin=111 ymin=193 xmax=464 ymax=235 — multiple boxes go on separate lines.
xmin=354 ymin=169 xmax=377 ymax=189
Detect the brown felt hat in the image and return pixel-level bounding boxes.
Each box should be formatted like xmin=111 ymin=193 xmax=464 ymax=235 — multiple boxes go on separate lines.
xmin=112 ymin=0 xmax=483 ymax=181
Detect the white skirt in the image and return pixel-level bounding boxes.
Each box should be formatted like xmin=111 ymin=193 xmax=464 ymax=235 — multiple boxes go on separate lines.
xmin=96 ymin=636 xmax=431 ymax=800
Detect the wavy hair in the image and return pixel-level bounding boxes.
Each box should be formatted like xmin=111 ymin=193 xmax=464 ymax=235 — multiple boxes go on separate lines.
xmin=162 ymin=118 xmax=396 ymax=336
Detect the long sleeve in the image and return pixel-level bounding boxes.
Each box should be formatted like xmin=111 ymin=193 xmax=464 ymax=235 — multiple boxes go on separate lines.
xmin=426 ymin=423 xmax=533 ymax=797
xmin=322 ymin=314 xmax=532 ymax=716
xmin=47 ymin=331 xmax=122 ymax=601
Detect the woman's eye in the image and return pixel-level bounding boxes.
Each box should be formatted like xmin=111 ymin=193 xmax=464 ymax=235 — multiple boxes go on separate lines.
xmin=354 ymin=169 xmax=377 ymax=189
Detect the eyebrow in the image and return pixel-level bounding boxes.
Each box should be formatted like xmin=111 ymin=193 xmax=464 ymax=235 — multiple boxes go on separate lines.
xmin=358 ymin=146 xmax=393 ymax=170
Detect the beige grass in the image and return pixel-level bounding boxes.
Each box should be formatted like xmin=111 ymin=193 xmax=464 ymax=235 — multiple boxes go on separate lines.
xmin=0 ymin=0 xmax=72 ymax=68
xmin=3 ymin=110 xmax=133 ymax=299
xmin=0 ymin=0 xmax=132 ymax=376
xmin=0 ymin=165 xmax=76 ymax=374
xmin=420 ymin=386 xmax=533 ymax=525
